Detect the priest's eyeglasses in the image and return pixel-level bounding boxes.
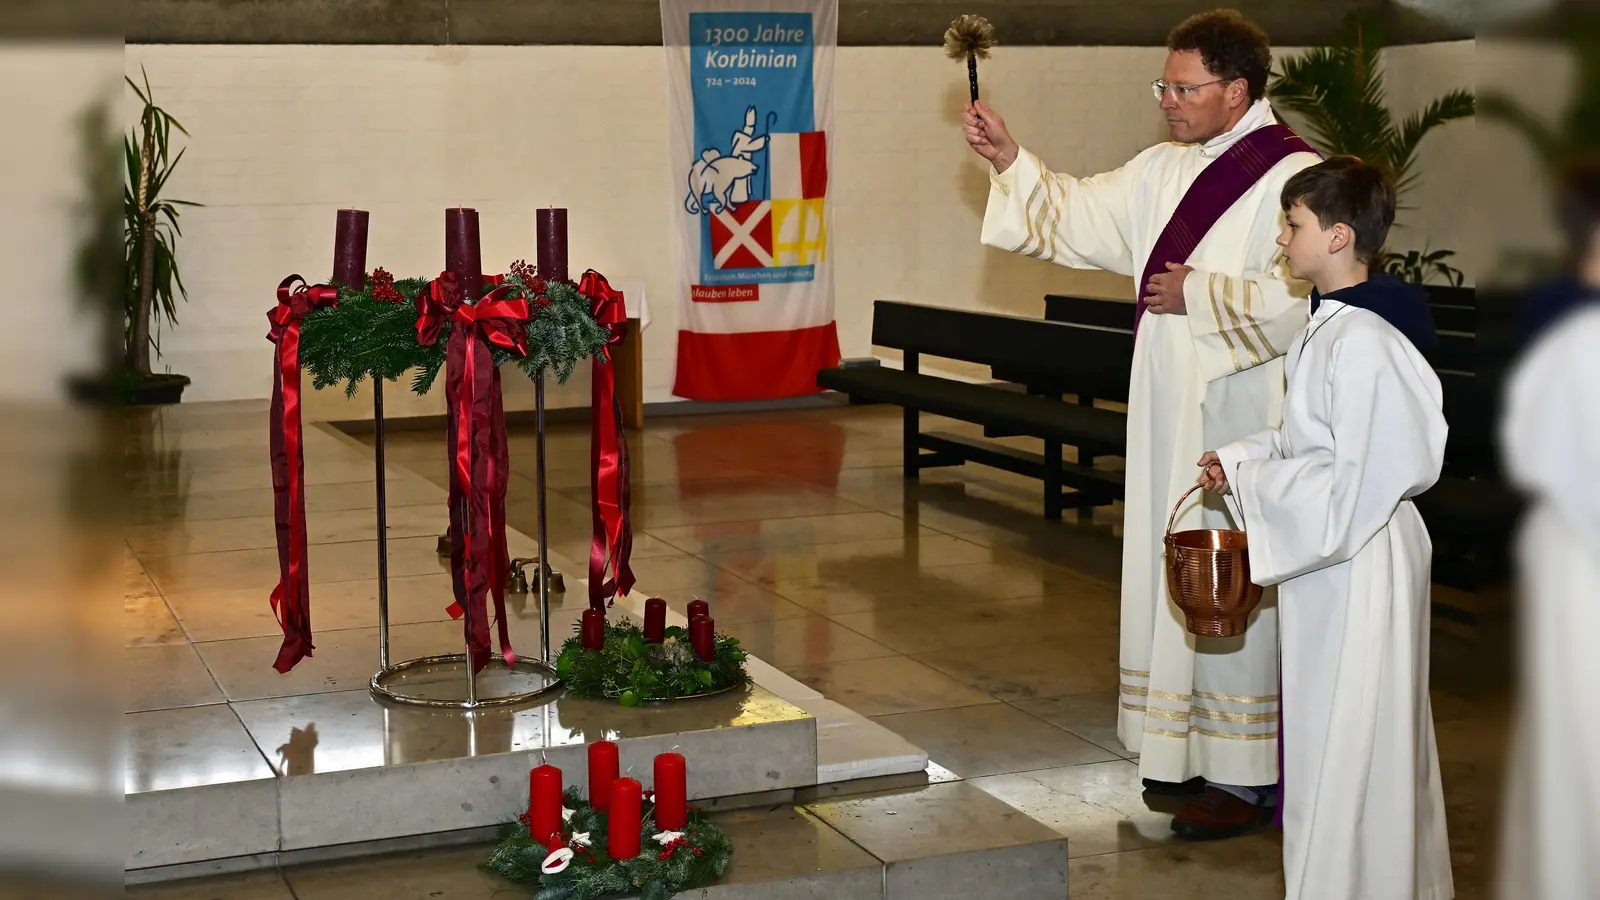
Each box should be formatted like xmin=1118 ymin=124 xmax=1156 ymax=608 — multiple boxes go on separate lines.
xmin=1151 ymin=79 xmax=1228 ymax=101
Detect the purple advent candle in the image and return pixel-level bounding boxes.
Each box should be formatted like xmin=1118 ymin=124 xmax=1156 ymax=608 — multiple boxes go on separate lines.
xmin=536 ymin=208 xmax=568 ymax=284
xmin=332 ymin=209 xmax=369 ymax=290
xmin=445 ymin=207 xmax=485 ymax=301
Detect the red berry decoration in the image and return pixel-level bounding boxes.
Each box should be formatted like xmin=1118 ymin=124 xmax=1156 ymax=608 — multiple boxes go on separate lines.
xmin=370 ymin=267 xmax=404 ymax=303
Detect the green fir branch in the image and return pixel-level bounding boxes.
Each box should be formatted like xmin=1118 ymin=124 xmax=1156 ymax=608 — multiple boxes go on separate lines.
xmin=294 ymin=269 xmax=611 ymax=397
xmin=554 ymin=617 xmax=750 ymax=706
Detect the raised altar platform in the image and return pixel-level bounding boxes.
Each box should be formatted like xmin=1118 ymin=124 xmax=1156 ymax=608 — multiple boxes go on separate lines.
xmin=124 ymin=404 xmax=941 ymax=881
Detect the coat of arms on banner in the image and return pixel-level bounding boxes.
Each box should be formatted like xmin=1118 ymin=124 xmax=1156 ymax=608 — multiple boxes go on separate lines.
xmin=689 ymin=106 xmax=828 ymax=281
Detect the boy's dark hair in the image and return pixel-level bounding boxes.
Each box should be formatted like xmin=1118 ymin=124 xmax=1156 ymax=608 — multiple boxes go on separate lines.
xmin=1280 ymin=156 xmax=1397 ymax=265
xmin=1553 ymin=156 xmax=1600 ymax=269
xmin=1167 ymin=10 xmax=1272 ymax=102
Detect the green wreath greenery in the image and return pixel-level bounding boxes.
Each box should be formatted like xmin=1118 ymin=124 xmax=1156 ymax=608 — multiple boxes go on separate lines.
xmin=483 ymin=789 xmax=733 ymax=900
xmin=296 ymin=264 xmax=611 ymax=398
xmin=555 ymin=618 xmax=750 ymax=706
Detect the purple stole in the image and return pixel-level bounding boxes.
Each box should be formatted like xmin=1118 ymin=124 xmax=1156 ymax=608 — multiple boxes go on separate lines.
xmin=1134 ymin=123 xmax=1319 ymax=334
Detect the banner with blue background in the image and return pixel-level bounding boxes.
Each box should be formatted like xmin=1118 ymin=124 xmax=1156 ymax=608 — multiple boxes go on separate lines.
xmin=662 ymin=0 xmax=840 ymax=401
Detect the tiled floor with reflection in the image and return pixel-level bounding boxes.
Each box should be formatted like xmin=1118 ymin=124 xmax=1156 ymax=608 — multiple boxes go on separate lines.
xmin=126 ymin=399 xmax=1509 ymax=898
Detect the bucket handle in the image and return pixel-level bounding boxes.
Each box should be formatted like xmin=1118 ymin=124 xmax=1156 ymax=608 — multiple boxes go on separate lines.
xmin=1167 ymin=476 xmax=1250 ymax=538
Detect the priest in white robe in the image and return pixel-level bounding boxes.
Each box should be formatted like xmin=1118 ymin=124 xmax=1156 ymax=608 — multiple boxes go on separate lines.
xmin=1202 ymin=157 xmax=1453 ymax=899
xmin=965 ymin=9 xmax=1317 ymax=832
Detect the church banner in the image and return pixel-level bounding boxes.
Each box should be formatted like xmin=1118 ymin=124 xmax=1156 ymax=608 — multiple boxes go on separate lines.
xmin=661 ymin=0 xmax=840 ymax=401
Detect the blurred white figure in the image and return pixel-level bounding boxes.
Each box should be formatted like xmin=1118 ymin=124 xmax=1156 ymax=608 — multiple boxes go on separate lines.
xmin=1496 ymin=304 xmax=1600 ymax=900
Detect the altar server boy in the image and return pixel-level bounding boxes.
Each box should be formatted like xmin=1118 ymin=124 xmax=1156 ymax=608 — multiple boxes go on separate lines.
xmin=1196 ymin=156 xmax=1453 ymax=900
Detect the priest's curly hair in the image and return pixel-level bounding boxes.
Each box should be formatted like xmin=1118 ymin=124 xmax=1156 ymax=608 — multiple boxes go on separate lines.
xmin=1167 ymin=9 xmax=1272 ymax=102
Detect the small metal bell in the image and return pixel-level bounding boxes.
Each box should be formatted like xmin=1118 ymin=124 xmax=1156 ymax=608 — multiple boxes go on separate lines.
xmin=507 ymin=557 xmax=534 ymax=594
xmin=506 ymin=556 xmax=566 ymax=595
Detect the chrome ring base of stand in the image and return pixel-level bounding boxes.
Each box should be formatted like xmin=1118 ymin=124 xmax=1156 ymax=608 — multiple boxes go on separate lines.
xmin=369 ymin=654 xmax=563 ymax=710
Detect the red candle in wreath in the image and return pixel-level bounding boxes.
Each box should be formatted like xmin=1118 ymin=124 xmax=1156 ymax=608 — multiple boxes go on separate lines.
xmin=588 ymin=740 xmax=619 ymax=813
xmin=643 ymin=597 xmax=667 ymax=643
xmin=686 ymin=598 xmax=709 ymax=622
xmin=653 ymin=752 xmax=688 ymax=831
xmin=580 ymin=608 xmax=606 ymax=651
xmin=528 ymin=763 xmax=563 ymax=845
xmin=689 ymin=615 xmax=716 ymax=662
xmin=608 ymin=777 xmax=643 ymax=859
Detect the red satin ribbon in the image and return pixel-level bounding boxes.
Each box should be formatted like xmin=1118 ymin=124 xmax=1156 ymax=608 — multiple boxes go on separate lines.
xmin=578 ymin=270 xmax=636 ymax=611
xmin=266 ymin=275 xmax=339 ymax=674
xmin=418 ymin=273 xmax=530 ymax=673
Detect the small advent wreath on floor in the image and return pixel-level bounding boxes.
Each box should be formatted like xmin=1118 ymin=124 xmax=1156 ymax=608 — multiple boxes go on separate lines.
xmin=483 ymin=789 xmax=733 ymax=900
xmin=556 ymin=618 xmax=750 ymax=706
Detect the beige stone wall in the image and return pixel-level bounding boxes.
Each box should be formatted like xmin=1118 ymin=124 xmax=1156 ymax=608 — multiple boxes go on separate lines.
xmin=122 ymin=41 xmax=1477 ymax=411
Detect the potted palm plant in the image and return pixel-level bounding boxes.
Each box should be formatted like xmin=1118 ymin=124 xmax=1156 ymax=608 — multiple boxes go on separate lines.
xmin=1268 ymin=11 xmax=1475 ymax=286
xmin=122 ymin=69 xmax=199 ymax=404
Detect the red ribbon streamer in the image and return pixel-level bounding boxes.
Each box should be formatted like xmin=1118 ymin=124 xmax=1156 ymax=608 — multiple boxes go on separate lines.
xmin=578 ymin=270 xmax=636 ymax=611
xmin=417 ymin=273 xmax=529 ymax=673
xmin=266 ymin=275 xmax=339 ymax=674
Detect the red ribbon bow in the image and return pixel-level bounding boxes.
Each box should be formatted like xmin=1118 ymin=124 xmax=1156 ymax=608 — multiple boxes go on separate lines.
xmin=578 ymin=270 xmax=636 ymax=611
xmin=420 ymin=275 xmax=531 ymax=673
xmin=266 ymin=275 xmax=339 ymax=674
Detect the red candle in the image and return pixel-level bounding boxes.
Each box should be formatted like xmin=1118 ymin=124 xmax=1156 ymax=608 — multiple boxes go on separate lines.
xmin=581 ymin=609 xmax=607 ymax=651
xmin=686 ymin=599 xmax=709 ymax=622
xmin=608 ymin=777 xmax=643 ymax=859
xmin=689 ymin=615 xmax=715 ymax=662
xmin=588 ymin=740 xmax=619 ymax=813
xmin=332 ymin=209 xmax=368 ymax=290
xmin=643 ymin=598 xmax=667 ymax=644
xmin=528 ymin=763 xmax=563 ymax=845
xmin=653 ymin=752 xmax=688 ymax=831
xmin=536 ymin=207 xmax=568 ymax=283
xmin=445 ymin=207 xmax=484 ymax=301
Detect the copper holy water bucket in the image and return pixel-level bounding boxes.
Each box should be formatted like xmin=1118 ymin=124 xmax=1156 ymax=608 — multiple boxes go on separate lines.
xmin=1164 ymin=484 xmax=1263 ymax=637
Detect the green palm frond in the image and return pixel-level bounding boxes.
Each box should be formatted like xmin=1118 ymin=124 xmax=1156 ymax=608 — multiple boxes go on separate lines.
xmin=1268 ymin=10 xmax=1474 ymax=212
xmin=1388 ymin=90 xmax=1476 ymax=196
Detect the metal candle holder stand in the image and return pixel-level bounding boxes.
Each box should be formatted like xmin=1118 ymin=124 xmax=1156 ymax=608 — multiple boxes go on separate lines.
xmin=367 ymin=375 xmax=564 ymax=710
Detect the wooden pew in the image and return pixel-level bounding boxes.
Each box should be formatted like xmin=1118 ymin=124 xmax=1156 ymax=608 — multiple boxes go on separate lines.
xmin=817 ymin=301 xmax=1131 ymax=518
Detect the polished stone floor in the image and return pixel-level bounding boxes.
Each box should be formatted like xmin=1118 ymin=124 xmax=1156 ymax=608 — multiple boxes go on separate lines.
xmin=127 ymin=399 xmax=1509 ymax=898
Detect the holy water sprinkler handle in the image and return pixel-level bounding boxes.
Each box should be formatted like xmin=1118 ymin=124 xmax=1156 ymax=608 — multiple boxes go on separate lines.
xmin=968 ymin=53 xmax=979 ymax=102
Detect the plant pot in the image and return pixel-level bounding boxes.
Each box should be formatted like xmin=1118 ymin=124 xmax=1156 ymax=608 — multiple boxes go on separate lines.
xmin=66 ymin=371 xmax=191 ymax=407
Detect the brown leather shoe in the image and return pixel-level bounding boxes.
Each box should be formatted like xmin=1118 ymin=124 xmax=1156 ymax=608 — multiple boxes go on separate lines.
xmin=1170 ymin=786 xmax=1272 ymax=840
xmin=1142 ymin=776 xmax=1206 ymax=797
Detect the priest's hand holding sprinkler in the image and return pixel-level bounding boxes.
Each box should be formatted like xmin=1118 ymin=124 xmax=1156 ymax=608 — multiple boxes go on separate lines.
xmin=949 ymin=15 xmax=1016 ymax=173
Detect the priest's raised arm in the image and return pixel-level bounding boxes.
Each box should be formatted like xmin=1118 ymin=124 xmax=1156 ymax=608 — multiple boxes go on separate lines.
xmin=966 ymin=100 xmax=1142 ymax=275
xmin=979 ymin=146 xmax=1145 ymax=276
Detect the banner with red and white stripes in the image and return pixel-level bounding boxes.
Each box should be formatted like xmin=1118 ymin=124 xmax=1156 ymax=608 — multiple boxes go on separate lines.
xmin=662 ymin=0 xmax=840 ymax=401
